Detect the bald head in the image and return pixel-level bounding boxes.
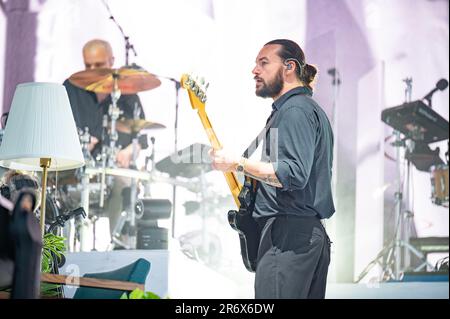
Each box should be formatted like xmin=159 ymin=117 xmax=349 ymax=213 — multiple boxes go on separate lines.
xmin=82 ymin=39 xmax=114 ymax=70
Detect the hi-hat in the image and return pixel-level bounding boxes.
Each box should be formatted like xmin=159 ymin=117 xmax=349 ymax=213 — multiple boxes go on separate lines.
xmin=68 ymin=64 xmax=161 ymax=94
xmin=115 ymin=119 xmax=166 ymax=134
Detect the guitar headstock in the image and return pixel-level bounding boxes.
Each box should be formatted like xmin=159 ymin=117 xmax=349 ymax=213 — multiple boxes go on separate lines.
xmin=181 ymin=73 xmax=209 ymax=111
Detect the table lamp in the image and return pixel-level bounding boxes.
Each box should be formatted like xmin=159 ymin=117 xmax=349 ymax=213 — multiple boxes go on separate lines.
xmin=0 ymin=82 xmax=84 ymax=236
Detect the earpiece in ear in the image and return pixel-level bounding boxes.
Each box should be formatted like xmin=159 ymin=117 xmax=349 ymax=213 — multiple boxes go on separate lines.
xmin=286 ymin=64 xmax=292 ymax=70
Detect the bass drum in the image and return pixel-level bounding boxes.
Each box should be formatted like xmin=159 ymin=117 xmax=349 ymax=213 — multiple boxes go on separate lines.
xmin=430 ymin=164 xmax=449 ymax=206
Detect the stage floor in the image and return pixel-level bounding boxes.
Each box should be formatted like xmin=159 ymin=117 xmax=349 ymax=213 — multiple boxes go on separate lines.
xmin=60 ymin=249 xmax=448 ymax=299
xmin=325 ymin=282 xmax=448 ymax=299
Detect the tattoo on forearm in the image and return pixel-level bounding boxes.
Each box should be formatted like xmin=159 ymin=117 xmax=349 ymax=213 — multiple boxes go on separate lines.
xmin=264 ymin=175 xmax=283 ymax=188
xmin=243 ymin=171 xmax=282 ymax=188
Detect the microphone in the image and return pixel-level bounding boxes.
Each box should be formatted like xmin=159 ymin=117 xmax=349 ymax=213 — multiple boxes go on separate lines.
xmin=436 ymin=78 xmax=449 ymax=91
xmin=423 ymin=78 xmax=448 ymax=105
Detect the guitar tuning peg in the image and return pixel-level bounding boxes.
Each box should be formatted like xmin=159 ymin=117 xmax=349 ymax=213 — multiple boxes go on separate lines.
xmin=201 ymin=96 xmax=207 ymax=103
xmin=200 ymin=77 xmax=205 ymax=85
xmin=198 ymin=91 xmax=204 ymax=100
xmin=205 ymin=82 xmax=210 ymax=90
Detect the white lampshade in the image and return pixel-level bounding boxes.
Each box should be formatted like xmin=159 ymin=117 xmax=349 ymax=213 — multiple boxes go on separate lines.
xmin=0 ymin=82 xmax=84 ymax=171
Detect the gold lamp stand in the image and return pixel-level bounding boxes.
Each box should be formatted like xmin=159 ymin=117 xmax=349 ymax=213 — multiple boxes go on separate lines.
xmin=39 ymin=158 xmax=51 ymax=237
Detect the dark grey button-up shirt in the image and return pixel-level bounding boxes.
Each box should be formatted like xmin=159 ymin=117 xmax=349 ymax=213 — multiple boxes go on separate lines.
xmin=253 ymin=86 xmax=335 ymax=220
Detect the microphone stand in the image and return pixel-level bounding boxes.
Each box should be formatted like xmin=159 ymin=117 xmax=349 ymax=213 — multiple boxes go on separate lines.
xmin=423 ymin=94 xmax=434 ymax=109
xmin=422 ymin=79 xmax=449 ymax=109
xmin=102 ymin=0 xmax=137 ymax=66
xmin=328 ymin=68 xmax=341 ymax=200
xmin=168 ymin=77 xmax=181 ymax=238
xmin=143 ymin=74 xmax=181 ymax=238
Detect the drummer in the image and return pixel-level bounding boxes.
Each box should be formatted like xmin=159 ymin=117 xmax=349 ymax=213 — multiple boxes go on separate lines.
xmin=63 ymin=39 xmax=148 ymax=165
xmin=63 ymin=39 xmax=148 ymax=237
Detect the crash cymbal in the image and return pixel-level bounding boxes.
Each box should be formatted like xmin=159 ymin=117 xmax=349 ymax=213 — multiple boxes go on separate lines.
xmin=115 ymin=119 xmax=166 ymax=134
xmin=68 ymin=64 xmax=161 ymax=94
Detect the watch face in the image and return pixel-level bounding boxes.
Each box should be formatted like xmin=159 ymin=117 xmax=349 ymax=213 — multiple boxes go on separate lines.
xmin=237 ymin=164 xmax=244 ymax=172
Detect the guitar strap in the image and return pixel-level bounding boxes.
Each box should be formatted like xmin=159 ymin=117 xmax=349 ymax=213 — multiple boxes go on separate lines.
xmin=241 ymin=110 xmax=278 ymax=193
xmin=242 ymin=109 xmax=278 ymax=159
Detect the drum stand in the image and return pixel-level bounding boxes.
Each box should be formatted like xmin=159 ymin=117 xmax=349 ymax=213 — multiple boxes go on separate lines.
xmin=107 ymin=72 xmax=122 ymax=168
xmin=357 ymin=79 xmax=434 ymax=282
xmin=73 ymin=127 xmax=94 ymax=252
xmin=387 ymin=134 xmax=432 ymax=278
xmin=127 ymin=136 xmax=139 ymax=249
xmin=356 ymin=132 xmax=433 ymax=282
xmin=143 ymin=137 xmax=156 ymax=198
xmin=108 ymin=108 xmax=141 ymax=250
xmin=108 ymin=138 xmax=139 ymax=250
xmin=77 ymin=74 xmax=123 ymax=252
xmin=78 ymin=170 xmax=92 ymax=251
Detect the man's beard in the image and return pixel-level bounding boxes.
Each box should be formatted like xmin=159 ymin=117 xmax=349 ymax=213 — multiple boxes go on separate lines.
xmin=255 ymin=68 xmax=284 ymax=98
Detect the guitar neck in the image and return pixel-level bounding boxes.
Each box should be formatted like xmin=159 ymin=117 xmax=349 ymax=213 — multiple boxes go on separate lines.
xmin=197 ymin=109 xmax=242 ymax=207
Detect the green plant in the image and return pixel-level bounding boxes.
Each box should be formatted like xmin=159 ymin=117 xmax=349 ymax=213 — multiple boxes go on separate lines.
xmin=41 ymin=232 xmax=66 ymax=296
xmin=41 ymin=233 xmax=66 ymax=273
xmin=120 ymin=288 xmax=161 ymax=299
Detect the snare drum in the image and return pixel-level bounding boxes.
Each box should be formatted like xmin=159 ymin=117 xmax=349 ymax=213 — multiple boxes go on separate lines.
xmin=430 ymin=165 xmax=449 ymax=206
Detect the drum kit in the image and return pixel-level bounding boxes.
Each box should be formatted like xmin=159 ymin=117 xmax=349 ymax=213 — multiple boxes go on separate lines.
xmin=44 ymin=64 xmax=199 ymax=252
xmin=430 ymin=163 xmax=449 ymax=207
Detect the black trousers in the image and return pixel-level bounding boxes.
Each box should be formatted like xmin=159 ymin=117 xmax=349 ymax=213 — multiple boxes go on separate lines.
xmin=254 ymin=215 xmax=331 ymax=299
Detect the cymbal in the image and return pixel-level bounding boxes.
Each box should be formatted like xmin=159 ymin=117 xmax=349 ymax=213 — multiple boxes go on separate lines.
xmin=155 ymin=143 xmax=212 ymax=178
xmin=68 ymin=65 xmax=161 ymax=94
xmin=115 ymin=119 xmax=166 ymax=134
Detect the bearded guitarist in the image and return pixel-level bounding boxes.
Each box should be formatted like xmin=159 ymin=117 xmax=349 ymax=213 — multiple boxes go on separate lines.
xmin=209 ymin=39 xmax=335 ymax=299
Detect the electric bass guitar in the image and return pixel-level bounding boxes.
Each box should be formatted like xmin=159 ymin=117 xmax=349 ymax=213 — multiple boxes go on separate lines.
xmin=180 ymin=74 xmax=259 ymax=272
